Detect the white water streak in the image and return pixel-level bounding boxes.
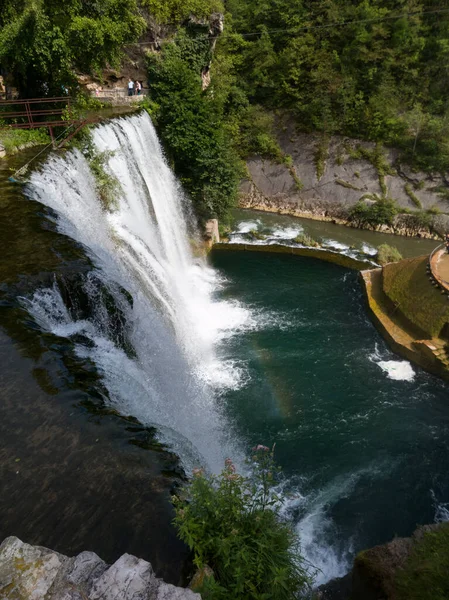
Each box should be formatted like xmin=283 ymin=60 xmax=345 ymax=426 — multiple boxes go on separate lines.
xmin=25 ymin=112 xmax=246 ymax=472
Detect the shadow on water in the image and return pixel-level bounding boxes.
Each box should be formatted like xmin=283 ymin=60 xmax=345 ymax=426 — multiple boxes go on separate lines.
xmin=0 ymin=153 xmax=189 ymax=583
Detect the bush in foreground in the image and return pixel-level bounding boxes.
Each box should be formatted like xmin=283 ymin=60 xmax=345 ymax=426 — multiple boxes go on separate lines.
xmin=376 ymin=244 xmax=403 ymax=265
xmin=173 ymin=446 xmax=311 ymax=599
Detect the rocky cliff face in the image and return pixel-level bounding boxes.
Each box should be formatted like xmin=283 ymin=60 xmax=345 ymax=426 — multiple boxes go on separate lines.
xmin=319 ymin=522 xmax=449 ymax=600
xmin=240 ymin=122 xmax=449 ymax=238
xmin=0 ymin=537 xmax=200 ymax=600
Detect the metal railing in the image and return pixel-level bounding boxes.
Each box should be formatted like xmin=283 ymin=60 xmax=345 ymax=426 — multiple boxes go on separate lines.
xmin=0 ymin=97 xmax=73 ymax=129
xmin=429 ymin=243 xmax=449 ymax=290
xmin=92 ymin=88 xmax=148 ymax=99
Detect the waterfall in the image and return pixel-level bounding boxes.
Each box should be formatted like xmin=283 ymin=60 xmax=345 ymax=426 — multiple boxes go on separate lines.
xmin=23 ymin=112 xmax=245 ymax=472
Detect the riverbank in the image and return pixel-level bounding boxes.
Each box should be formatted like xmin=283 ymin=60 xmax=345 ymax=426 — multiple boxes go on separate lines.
xmin=239 ymin=125 xmax=449 ymax=240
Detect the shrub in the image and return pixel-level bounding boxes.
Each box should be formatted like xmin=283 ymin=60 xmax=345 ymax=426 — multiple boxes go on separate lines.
xmin=173 ymin=447 xmax=311 ymax=599
xmin=349 ymin=197 xmax=398 ymax=229
xmin=294 ymin=233 xmax=319 ymax=247
xmin=377 ymin=244 xmax=403 ymax=265
xmin=88 ymin=150 xmax=121 ymax=211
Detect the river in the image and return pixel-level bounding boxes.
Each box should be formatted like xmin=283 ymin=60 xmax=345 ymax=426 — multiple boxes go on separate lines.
xmin=0 ymin=113 xmax=448 ymax=588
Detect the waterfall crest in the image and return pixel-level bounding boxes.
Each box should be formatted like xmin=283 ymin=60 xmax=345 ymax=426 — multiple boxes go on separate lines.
xmin=24 ymin=112 xmax=243 ymax=471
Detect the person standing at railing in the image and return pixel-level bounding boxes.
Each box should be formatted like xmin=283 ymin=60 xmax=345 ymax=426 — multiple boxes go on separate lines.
xmin=128 ymin=78 xmax=134 ymax=97
xmin=135 ymin=80 xmax=141 ymax=95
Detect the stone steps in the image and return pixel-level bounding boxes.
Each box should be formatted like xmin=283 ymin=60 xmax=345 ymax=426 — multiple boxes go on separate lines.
xmin=0 ymin=537 xmax=200 ymax=600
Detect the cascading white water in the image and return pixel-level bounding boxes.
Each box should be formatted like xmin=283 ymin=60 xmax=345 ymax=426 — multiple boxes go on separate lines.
xmin=24 ymin=112 xmax=247 ymax=472
xmin=21 ymin=111 xmax=361 ymax=585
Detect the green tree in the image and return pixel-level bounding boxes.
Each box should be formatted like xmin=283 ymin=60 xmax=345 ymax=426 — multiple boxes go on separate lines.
xmin=0 ymin=0 xmax=145 ymax=96
xmin=147 ymin=29 xmax=243 ymax=222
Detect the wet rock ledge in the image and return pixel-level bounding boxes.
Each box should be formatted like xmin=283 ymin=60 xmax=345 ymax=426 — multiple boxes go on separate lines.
xmin=0 ymin=536 xmax=200 ymax=600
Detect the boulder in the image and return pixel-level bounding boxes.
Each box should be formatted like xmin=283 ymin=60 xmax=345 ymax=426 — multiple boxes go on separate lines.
xmin=0 ymin=537 xmax=201 ymax=600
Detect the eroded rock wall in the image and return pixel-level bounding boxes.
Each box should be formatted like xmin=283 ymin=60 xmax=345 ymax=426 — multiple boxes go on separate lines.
xmin=240 ymin=125 xmax=449 ymax=238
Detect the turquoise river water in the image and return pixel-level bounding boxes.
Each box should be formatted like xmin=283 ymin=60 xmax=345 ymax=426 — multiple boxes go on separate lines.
xmin=211 ymin=248 xmax=449 ymax=584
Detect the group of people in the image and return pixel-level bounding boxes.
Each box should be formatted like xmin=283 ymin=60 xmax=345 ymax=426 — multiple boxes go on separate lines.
xmin=128 ymin=78 xmax=143 ymax=96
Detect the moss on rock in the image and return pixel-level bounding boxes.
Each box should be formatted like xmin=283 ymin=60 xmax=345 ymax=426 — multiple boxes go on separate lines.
xmin=382 ymin=256 xmax=449 ymax=338
xmin=352 ymin=523 xmax=449 ymax=600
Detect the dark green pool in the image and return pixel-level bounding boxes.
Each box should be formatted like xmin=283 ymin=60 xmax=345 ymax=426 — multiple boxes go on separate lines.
xmin=211 ymin=250 xmax=449 ymax=583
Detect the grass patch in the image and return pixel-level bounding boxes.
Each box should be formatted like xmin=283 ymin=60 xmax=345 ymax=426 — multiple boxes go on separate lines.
xmin=349 ymin=142 xmax=395 ymax=195
xmin=395 ymin=524 xmax=449 ymax=600
xmin=314 ymin=135 xmax=330 ymax=180
xmin=335 ymin=179 xmax=361 ymax=191
xmin=382 ymin=256 xmax=449 ymax=338
xmin=404 ymin=183 xmax=422 ymax=209
xmin=88 ymin=150 xmax=121 ymax=211
xmin=294 ymin=233 xmax=320 ymax=247
xmin=376 ymin=244 xmax=402 ymax=265
xmin=0 ymin=128 xmax=50 ymax=155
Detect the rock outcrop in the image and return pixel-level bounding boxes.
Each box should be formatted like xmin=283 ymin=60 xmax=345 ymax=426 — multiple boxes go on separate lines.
xmin=0 ymin=537 xmax=200 ymax=600
xmin=240 ymin=121 xmax=449 ymax=238
xmin=319 ymin=522 xmax=449 ymax=600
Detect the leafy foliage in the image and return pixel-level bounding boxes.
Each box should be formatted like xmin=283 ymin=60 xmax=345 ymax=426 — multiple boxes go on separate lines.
xmin=217 ymin=0 xmax=449 ymax=174
xmin=141 ymin=0 xmax=223 ymax=24
xmin=376 ymin=244 xmax=402 ymax=265
xmin=173 ymin=447 xmax=311 ymax=599
xmin=349 ymin=197 xmax=398 ymax=229
xmin=88 ymin=150 xmax=121 ymax=211
xmin=0 ymin=128 xmax=50 ymax=154
xmin=146 ymin=28 xmax=243 ymax=223
xmin=0 ymin=0 xmax=145 ymax=97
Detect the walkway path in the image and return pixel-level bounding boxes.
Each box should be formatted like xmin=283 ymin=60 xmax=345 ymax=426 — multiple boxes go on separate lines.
xmin=431 ymin=247 xmax=449 ymax=291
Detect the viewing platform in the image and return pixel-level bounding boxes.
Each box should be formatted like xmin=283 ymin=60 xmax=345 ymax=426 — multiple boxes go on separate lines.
xmin=429 ymin=246 xmax=449 ymax=293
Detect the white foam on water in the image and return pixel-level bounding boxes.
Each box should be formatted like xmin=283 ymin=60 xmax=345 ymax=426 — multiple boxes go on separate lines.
xmin=322 ymin=239 xmax=350 ymax=251
xmin=236 ymin=220 xmax=261 ymax=233
xmin=280 ymin=461 xmax=396 ymax=587
xmin=369 ymin=345 xmax=415 ymax=381
xmin=431 ymin=490 xmax=449 ymax=522
xmin=270 ymin=225 xmax=303 ymax=239
xmin=375 ymin=360 xmax=415 ymax=381
xmin=361 ymin=242 xmax=378 ymax=256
